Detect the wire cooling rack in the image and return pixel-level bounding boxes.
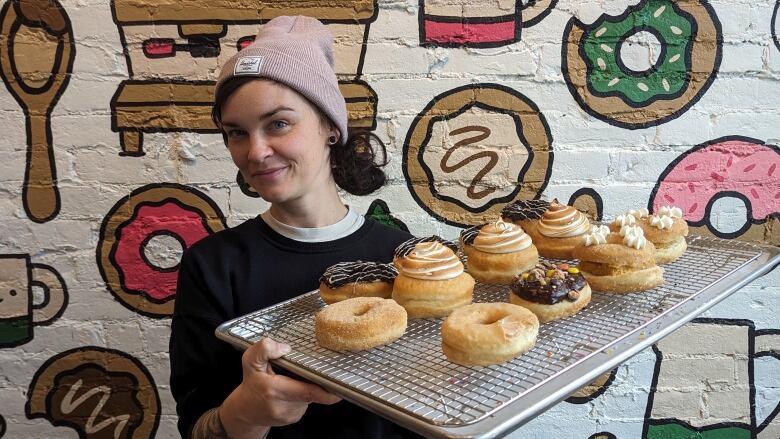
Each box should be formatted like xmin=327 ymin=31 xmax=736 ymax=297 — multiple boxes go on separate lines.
xmin=216 ymin=235 xmax=780 ymax=438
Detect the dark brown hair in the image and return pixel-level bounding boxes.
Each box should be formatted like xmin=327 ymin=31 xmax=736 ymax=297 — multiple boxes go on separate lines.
xmin=212 ymin=77 xmax=388 ymax=196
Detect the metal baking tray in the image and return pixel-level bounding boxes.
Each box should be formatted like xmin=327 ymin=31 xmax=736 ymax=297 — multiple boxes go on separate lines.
xmin=215 ymin=235 xmax=780 ymax=438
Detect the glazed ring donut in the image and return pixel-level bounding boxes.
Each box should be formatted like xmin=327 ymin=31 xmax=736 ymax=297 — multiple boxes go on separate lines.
xmin=315 ymin=297 xmax=407 ymax=351
xmin=97 ymin=183 xmax=226 ymax=317
xmin=441 ymin=303 xmax=539 ymax=366
xmin=563 ymin=0 xmax=721 ymax=128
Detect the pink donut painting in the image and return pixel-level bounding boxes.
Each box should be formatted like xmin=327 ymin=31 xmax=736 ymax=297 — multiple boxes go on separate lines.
xmin=97 ymin=183 xmax=227 ymax=318
xmin=649 ymin=136 xmax=780 ymax=239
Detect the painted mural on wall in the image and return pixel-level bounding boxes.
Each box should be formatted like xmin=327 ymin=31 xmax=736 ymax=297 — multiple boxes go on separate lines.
xmin=562 ymin=0 xmax=722 ymax=130
xmin=568 ymin=187 xmax=604 ymax=222
xmin=0 ymin=0 xmax=75 ymax=223
xmin=418 ymin=0 xmax=557 ymax=47
xmin=773 ymin=1 xmax=780 ymax=54
xmin=643 ymin=319 xmax=780 ymax=439
xmin=365 ymin=199 xmax=410 ymax=232
xmin=649 ymin=136 xmax=780 ymax=244
xmin=96 ymin=183 xmax=227 ymax=318
xmin=109 ymin=0 xmax=379 ymax=157
xmin=26 ymin=346 xmax=160 ymax=439
xmin=403 ymin=83 xmax=553 ymax=227
xmin=0 ymin=254 xmax=67 ymax=348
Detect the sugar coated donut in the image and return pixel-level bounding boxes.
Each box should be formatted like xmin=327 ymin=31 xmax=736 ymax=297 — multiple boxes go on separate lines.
xmin=97 ymin=184 xmax=226 ymax=317
xmin=563 ymin=0 xmax=721 ymax=129
xmin=441 ymin=303 xmax=539 ymax=366
xmin=460 ymin=220 xmax=539 ymax=284
xmin=650 ymin=136 xmax=780 ymax=239
xmin=315 ymin=297 xmax=407 ymax=351
xmin=319 ymin=261 xmax=398 ymax=304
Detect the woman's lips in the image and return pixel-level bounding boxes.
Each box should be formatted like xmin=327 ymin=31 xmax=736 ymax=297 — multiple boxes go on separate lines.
xmin=251 ymin=166 xmax=287 ymax=180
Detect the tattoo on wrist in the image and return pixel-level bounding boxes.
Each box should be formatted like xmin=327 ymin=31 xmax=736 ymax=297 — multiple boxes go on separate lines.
xmin=191 ymin=407 xmax=230 ymax=439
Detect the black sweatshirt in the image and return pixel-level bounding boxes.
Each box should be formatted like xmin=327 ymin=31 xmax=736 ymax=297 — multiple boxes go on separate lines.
xmin=169 ymin=216 xmax=423 ymax=438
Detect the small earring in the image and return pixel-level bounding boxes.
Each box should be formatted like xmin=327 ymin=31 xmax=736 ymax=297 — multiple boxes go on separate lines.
xmin=327 ymin=135 xmax=338 ymax=145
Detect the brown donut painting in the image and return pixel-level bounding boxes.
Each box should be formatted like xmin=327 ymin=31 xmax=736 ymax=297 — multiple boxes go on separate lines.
xmin=26 ymin=347 xmax=160 ymax=439
xmin=403 ymin=83 xmax=553 ymax=227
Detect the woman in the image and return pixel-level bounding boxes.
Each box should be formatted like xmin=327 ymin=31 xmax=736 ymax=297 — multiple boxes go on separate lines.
xmin=169 ymin=16 xmax=418 ymax=439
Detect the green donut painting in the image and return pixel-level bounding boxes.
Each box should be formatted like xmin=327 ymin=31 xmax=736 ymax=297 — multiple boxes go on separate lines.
xmin=562 ymin=0 xmax=722 ymax=129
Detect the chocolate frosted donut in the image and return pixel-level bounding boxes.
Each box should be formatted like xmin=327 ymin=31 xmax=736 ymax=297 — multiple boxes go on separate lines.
xmin=501 ymin=199 xmax=551 ymax=222
xmin=509 ymin=261 xmax=592 ymax=322
xmin=320 ymin=261 xmax=398 ymax=289
xmin=319 ymin=261 xmax=398 ymax=304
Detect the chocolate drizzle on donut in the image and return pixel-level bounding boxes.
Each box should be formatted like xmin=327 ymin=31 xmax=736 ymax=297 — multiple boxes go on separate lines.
xmin=501 ymin=199 xmax=551 ymax=221
xmin=510 ymin=261 xmax=587 ymax=305
xmin=319 ymin=261 xmax=398 ymax=288
xmin=459 ymin=224 xmax=485 ymax=246
xmin=394 ymin=236 xmax=458 ymax=259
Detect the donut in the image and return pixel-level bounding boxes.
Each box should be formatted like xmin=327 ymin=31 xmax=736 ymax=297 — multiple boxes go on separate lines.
xmin=441 ymin=303 xmax=539 ymax=366
xmin=392 ymin=239 xmax=474 ymax=318
xmin=393 ymin=235 xmax=459 ymax=266
xmin=572 ymin=225 xmax=664 ymax=293
xmin=459 ymin=220 xmax=539 ymax=284
xmin=403 ymin=84 xmax=552 ymax=227
xmin=509 ymin=261 xmax=591 ymax=323
xmin=97 ymin=183 xmax=226 ymax=318
xmin=315 ymin=297 xmax=407 ymax=351
xmin=318 ymin=261 xmax=398 ymax=304
xmin=527 ymin=200 xmax=591 ymax=259
xmin=563 ymin=0 xmax=721 ymax=129
xmin=609 ymin=207 xmax=689 ymax=264
xmin=649 ymin=136 xmax=780 ymax=240
xmin=26 ymin=346 xmax=160 ymax=439
xmin=501 ymin=198 xmax=551 ymax=235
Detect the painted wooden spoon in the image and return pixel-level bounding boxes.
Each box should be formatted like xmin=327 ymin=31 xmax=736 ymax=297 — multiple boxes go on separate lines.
xmin=0 ymin=0 xmax=75 ymax=222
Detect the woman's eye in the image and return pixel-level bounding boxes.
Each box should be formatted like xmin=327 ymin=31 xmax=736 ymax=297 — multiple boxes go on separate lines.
xmin=271 ymin=120 xmax=289 ymax=130
xmin=227 ymin=129 xmax=246 ymax=138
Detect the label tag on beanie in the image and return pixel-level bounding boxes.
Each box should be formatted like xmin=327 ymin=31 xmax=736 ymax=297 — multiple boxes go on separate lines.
xmin=234 ymin=56 xmax=264 ymax=75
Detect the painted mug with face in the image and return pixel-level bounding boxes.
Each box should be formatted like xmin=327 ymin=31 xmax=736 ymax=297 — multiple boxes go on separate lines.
xmin=0 ymin=254 xmax=67 ymax=348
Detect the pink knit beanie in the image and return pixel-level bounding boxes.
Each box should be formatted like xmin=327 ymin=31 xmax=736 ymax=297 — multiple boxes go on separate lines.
xmin=215 ymin=16 xmax=348 ymax=145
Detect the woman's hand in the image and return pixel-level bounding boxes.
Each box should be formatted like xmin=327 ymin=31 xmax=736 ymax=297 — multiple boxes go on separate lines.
xmin=219 ymin=338 xmax=341 ymax=439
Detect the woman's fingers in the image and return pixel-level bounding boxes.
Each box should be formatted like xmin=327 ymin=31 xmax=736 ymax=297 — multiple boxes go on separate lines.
xmin=272 ymin=374 xmax=342 ymax=405
xmin=242 ymin=338 xmax=291 ymax=374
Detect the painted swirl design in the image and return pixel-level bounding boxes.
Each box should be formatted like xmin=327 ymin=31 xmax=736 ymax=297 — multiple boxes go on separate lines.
xmin=439 ymin=126 xmax=499 ymax=200
xmin=396 ymin=241 xmax=463 ymax=281
xmin=471 ymin=220 xmax=532 ymax=254
xmin=537 ymin=201 xmax=590 ymax=237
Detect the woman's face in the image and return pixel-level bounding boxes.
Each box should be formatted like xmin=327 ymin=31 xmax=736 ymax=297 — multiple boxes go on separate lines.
xmin=220 ymin=79 xmax=336 ymax=206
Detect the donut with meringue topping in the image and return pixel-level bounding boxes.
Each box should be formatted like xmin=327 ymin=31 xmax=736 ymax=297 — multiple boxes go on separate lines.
xmin=526 ymin=200 xmax=591 ymax=259
xmin=573 ymin=225 xmax=663 ymax=293
xmin=319 ymin=261 xmax=398 ymax=304
xmin=501 ymin=199 xmax=551 ymax=235
xmin=441 ymin=302 xmax=539 ymax=366
xmin=460 ymin=220 xmax=539 ymax=284
xmin=392 ymin=239 xmax=474 ymax=318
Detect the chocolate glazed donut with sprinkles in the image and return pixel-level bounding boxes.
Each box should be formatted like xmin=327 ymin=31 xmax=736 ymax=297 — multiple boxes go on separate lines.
xmin=319 ymin=261 xmax=399 ymax=304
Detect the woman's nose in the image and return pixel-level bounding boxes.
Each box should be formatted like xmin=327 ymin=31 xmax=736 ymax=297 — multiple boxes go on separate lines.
xmin=246 ymin=135 xmax=273 ymax=162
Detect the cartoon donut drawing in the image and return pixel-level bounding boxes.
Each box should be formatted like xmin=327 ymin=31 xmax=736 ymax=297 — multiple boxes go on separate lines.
xmin=403 ymin=83 xmax=553 ymax=227
xmin=26 ymin=346 xmax=160 ymax=439
xmin=97 ymin=183 xmax=227 ymax=318
xmin=562 ymin=0 xmax=722 ymax=129
xmin=649 ymin=136 xmax=780 ymax=240
xmin=568 ymin=187 xmax=604 ymax=221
